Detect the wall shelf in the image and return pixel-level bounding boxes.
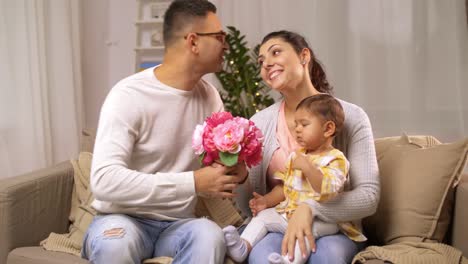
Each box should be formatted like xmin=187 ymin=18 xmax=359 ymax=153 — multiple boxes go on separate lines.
xmin=134 ymin=0 xmax=171 ymax=72
xmin=135 ymin=19 xmax=163 ymax=25
xmin=134 ymin=46 xmax=164 ymax=51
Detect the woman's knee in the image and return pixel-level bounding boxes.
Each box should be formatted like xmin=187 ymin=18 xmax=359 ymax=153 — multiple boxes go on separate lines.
xmin=249 ymin=232 xmax=283 ymax=264
xmin=308 ymin=234 xmax=360 ymax=264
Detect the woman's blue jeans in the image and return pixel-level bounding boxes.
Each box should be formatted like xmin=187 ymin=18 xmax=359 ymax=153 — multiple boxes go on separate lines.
xmin=248 ymin=232 xmax=366 ymax=264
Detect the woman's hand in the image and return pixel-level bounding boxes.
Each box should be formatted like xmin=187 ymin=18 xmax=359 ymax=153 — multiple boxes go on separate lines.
xmin=249 ymin=192 xmax=268 ymax=216
xmin=282 ymin=203 xmax=316 ymax=261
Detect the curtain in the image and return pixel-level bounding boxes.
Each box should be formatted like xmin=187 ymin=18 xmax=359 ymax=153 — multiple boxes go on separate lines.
xmin=211 ymin=0 xmax=468 ymax=143
xmin=0 ymin=0 xmax=83 ymax=178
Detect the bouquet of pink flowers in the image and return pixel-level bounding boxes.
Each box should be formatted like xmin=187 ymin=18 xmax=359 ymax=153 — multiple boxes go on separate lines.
xmin=192 ymin=112 xmax=264 ymax=168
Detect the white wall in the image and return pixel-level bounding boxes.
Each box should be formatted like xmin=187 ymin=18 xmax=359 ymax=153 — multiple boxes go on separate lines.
xmin=80 ymin=1 xmax=468 ymax=142
xmin=81 ymin=0 xmax=136 ymax=129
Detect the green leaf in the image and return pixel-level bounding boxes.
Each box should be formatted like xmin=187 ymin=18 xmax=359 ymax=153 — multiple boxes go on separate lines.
xmin=219 ymin=152 xmax=238 ymax=167
xmin=198 ymin=152 xmax=206 ymax=165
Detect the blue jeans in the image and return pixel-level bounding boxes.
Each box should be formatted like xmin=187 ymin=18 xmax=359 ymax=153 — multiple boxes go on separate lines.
xmin=248 ymin=232 xmax=366 ymax=264
xmin=82 ymin=214 xmax=225 ymax=264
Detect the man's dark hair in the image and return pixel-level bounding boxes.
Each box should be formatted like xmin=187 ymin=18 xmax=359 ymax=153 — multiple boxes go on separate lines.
xmin=163 ymin=0 xmax=217 ymax=46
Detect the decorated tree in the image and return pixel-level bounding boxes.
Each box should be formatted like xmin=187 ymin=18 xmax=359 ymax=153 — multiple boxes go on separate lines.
xmin=216 ymin=26 xmax=274 ymax=118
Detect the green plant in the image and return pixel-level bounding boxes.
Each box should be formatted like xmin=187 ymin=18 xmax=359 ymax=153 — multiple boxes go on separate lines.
xmin=216 ymin=26 xmax=274 ymax=118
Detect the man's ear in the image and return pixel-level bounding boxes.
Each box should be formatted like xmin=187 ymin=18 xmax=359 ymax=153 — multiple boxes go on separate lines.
xmin=323 ymin=121 xmax=336 ymax=138
xmin=185 ymin=33 xmax=199 ymax=54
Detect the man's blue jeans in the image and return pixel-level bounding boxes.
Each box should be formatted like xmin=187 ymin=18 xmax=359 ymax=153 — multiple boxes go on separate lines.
xmin=248 ymin=232 xmax=366 ymax=264
xmin=82 ymin=214 xmax=225 ymax=264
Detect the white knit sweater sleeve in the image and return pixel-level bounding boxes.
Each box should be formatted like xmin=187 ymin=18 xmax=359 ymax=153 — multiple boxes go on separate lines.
xmin=90 ymin=86 xmax=195 ymax=208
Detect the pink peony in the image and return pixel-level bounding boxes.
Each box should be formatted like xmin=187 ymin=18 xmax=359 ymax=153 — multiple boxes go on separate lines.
xmin=239 ymin=125 xmax=263 ymax=167
xmin=205 ymin=112 xmax=233 ymax=130
xmin=202 ymin=151 xmax=219 ymax=166
xmin=233 ymin=116 xmax=250 ymax=132
xmin=192 ymin=123 xmax=206 ymax=155
xmin=212 ymin=119 xmax=244 ymax=153
xmin=202 ymin=112 xmax=233 ymax=153
xmin=192 ymin=111 xmax=264 ymax=168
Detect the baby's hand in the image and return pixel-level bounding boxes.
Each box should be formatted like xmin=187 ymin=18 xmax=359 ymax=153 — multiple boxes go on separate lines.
xmin=249 ymin=192 xmax=267 ymax=216
xmin=291 ymin=151 xmax=310 ymax=172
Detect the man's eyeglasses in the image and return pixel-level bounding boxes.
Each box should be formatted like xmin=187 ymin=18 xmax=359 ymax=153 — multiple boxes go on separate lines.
xmin=184 ymin=30 xmax=227 ymax=44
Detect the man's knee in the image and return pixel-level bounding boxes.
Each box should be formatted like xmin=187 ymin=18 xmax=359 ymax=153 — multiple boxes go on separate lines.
xmin=168 ymin=218 xmax=225 ymax=263
xmin=84 ymin=229 xmax=137 ymax=263
xmin=82 ymin=214 xmax=147 ymax=262
xmin=92 ymin=233 xmax=128 ymax=253
xmin=190 ymin=218 xmax=224 ymax=246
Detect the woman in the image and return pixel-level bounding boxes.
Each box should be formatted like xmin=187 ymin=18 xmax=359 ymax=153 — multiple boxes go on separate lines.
xmin=241 ymin=31 xmax=380 ymax=263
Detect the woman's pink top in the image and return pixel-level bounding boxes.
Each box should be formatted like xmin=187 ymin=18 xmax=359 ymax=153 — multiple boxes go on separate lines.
xmin=267 ymin=102 xmax=300 ymax=188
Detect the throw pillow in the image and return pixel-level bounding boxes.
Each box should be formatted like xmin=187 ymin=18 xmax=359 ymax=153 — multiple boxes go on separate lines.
xmin=41 ymin=152 xmax=96 ymax=255
xmin=364 ymin=135 xmax=468 ymax=245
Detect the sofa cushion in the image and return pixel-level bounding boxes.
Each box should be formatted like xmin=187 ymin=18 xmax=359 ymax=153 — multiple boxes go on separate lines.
xmin=7 ymin=247 xmax=88 ymax=264
xmin=364 ymin=135 xmax=468 ymax=245
xmin=41 ymin=152 xmax=96 ymax=256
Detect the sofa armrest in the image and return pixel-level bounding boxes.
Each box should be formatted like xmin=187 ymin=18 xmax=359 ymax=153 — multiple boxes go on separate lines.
xmin=0 ymin=161 xmax=74 ymax=264
xmin=452 ymin=176 xmax=468 ymax=257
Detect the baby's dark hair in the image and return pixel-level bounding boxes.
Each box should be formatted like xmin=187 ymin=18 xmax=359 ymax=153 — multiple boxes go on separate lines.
xmin=296 ymin=94 xmax=345 ymax=135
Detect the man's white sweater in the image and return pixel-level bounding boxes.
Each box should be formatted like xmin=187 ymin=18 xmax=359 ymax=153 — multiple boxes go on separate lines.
xmin=90 ymin=67 xmax=223 ymax=221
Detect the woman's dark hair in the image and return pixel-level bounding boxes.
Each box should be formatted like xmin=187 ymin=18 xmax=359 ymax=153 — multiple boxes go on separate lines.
xmin=163 ymin=0 xmax=217 ymax=46
xmin=297 ymin=94 xmax=344 ymax=135
xmin=261 ymin=31 xmax=333 ymax=94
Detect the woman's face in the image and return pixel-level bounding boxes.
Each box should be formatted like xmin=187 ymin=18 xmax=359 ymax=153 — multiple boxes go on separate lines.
xmin=258 ymin=38 xmax=305 ymax=92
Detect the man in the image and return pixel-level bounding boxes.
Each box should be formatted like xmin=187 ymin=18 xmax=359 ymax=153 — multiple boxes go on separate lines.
xmin=82 ymin=1 xmax=247 ymax=263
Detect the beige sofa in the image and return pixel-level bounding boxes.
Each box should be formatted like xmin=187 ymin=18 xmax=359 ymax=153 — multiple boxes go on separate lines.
xmin=1 ymin=134 xmax=467 ymax=264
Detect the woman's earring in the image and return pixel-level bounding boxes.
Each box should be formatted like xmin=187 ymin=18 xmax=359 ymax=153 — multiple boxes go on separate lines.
xmin=301 ymin=61 xmax=306 ymax=65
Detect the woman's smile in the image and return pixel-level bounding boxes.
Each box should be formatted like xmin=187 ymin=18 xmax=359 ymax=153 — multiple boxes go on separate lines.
xmin=268 ymin=69 xmax=283 ymax=81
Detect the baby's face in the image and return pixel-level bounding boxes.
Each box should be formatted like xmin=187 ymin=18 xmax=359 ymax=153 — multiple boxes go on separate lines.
xmin=294 ymin=108 xmax=326 ymax=151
